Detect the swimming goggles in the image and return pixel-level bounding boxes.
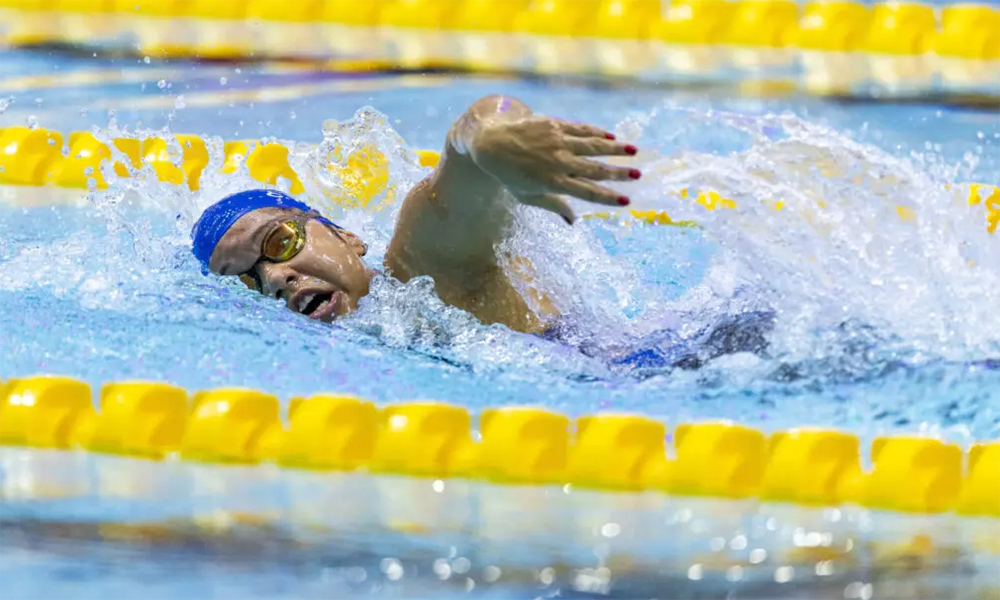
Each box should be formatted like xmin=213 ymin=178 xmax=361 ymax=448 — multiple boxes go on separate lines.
xmin=239 ymin=217 xmax=308 ymax=292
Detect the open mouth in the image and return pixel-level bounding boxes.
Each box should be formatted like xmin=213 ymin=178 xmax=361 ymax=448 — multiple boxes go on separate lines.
xmin=297 ymin=292 xmax=334 ymax=317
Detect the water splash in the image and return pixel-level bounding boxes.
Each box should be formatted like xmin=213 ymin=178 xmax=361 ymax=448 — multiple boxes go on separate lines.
xmin=622 ymin=107 xmax=1000 ymax=376
xmin=2 ymin=105 xmax=997 ymax=391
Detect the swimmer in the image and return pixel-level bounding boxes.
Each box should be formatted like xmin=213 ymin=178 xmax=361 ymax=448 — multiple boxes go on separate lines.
xmin=192 ymin=95 xmax=641 ymax=335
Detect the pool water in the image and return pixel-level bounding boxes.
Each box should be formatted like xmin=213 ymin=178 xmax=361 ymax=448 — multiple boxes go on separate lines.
xmin=1 ymin=49 xmax=999 ymax=598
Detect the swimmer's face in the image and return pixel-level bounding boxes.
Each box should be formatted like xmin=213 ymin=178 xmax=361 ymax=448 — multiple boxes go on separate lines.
xmin=209 ymin=207 xmax=372 ymax=322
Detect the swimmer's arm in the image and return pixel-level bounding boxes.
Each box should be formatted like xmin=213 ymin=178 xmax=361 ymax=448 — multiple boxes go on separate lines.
xmin=386 ymin=95 xmax=638 ymax=290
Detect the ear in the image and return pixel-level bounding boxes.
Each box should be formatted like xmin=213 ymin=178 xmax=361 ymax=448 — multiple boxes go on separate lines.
xmin=336 ymin=228 xmax=368 ymax=257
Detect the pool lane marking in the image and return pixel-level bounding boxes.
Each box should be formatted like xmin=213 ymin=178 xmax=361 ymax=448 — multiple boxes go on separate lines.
xmin=0 ymin=61 xmax=320 ymax=94
xmin=0 ymin=73 xmax=454 ymax=119
xmin=0 ymin=68 xmax=216 ymax=94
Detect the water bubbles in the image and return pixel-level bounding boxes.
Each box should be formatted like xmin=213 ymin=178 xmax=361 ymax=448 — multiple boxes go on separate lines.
xmin=26 ymin=115 xmax=38 ymax=128
xmin=345 ymin=566 xmax=367 ymax=583
xmin=432 ymin=559 xmax=451 ymax=580
xmin=219 ymin=76 xmax=227 ymax=85
xmin=844 ymin=581 xmax=874 ymax=600
xmin=143 ymin=56 xmax=150 ymax=64
xmin=600 ymin=522 xmax=621 ymax=538
xmin=174 ymin=95 xmax=186 ymax=110
xmin=289 ymin=110 xmax=296 ymax=120
xmin=451 ymin=557 xmax=471 ymax=574
xmin=815 ymin=560 xmax=834 ymax=576
xmin=572 ymin=567 xmax=611 ymax=594
xmin=774 ymin=565 xmax=795 ymax=583
xmin=687 ymin=564 xmax=703 ymax=580
xmin=379 ymin=558 xmax=403 ymax=581
xmin=156 ymin=79 xmax=167 ymax=89
xmin=482 ymin=566 xmax=502 ymax=583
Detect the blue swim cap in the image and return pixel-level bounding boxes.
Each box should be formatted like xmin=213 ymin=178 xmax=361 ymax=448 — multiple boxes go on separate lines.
xmin=191 ymin=189 xmax=334 ymax=274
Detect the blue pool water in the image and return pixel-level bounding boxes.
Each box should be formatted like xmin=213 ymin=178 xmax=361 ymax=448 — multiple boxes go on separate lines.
xmin=1 ymin=49 xmax=999 ymax=598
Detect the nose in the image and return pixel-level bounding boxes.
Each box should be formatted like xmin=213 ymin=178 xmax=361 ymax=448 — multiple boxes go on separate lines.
xmin=259 ymin=262 xmax=297 ymax=300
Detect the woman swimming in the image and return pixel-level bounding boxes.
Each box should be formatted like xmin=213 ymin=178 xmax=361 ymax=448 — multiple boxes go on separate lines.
xmin=192 ymin=94 xmax=640 ymax=334
xmin=191 ymin=94 xmax=772 ymax=372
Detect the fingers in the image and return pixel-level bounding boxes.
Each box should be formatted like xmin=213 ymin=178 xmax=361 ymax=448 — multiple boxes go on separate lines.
xmin=519 ymin=193 xmax=577 ymax=225
xmin=563 ymin=154 xmax=640 ymax=182
xmin=553 ymin=177 xmax=629 ymax=207
xmin=555 ymin=119 xmax=615 ymax=140
xmin=563 ymin=137 xmax=638 ymax=158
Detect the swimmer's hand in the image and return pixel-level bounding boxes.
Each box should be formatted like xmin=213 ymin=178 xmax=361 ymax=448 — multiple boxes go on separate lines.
xmin=463 ymin=110 xmax=640 ymax=225
xmin=388 ymin=95 xmax=637 ymax=333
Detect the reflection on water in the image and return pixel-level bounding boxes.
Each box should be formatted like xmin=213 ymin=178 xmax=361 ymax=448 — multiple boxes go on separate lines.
xmin=1 ymin=514 xmax=994 ymax=600
xmin=1 ymin=449 xmax=997 ymax=600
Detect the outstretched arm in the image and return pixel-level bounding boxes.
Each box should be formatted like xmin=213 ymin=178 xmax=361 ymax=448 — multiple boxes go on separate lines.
xmin=384 ymin=95 xmax=639 ymax=330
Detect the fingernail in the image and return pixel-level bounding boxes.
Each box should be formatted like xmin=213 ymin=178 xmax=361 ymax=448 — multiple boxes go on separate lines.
xmin=629 ymin=169 xmax=642 ymax=180
xmin=605 ymin=133 xmax=616 ymax=140
xmin=624 ymin=145 xmax=638 ymax=156
xmin=617 ymin=196 xmax=630 ymax=206
xmin=563 ymin=215 xmax=574 ymax=226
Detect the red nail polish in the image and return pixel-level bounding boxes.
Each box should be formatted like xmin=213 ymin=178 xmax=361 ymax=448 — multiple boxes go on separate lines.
xmin=629 ymin=169 xmax=641 ymax=180
xmin=624 ymin=145 xmax=638 ymax=156
xmin=605 ymin=133 xmax=616 ymax=140
xmin=617 ymin=196 xmax=630 ymax=206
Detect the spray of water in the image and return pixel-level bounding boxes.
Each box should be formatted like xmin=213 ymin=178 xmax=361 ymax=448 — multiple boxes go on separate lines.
xmin=614 ymin=106 xmax=1000 ymax=377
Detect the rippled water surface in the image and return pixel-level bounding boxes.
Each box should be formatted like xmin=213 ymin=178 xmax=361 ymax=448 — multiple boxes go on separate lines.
xmin=1 ymin=49 xmax=999 ymax=599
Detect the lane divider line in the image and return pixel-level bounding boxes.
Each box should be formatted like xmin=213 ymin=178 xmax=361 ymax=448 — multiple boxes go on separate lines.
xmin=1 ymin=127 xmax=997 ymax=233
xmin=0 ymin=374 xmax=997 ymax=517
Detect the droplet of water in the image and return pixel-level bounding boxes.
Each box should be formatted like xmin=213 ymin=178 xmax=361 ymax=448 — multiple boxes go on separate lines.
xmin=157 ymin=79 xmax=167 ymax=89
xmin=143 ymin=56 xmax=150 ymax=64
xmin=174 ymin=95 xmax=186 ymax=110
xmin=219 ymin=76 xmax=227 ymax=85
xmin=289 ymin=111 xmax=296 ymax=120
